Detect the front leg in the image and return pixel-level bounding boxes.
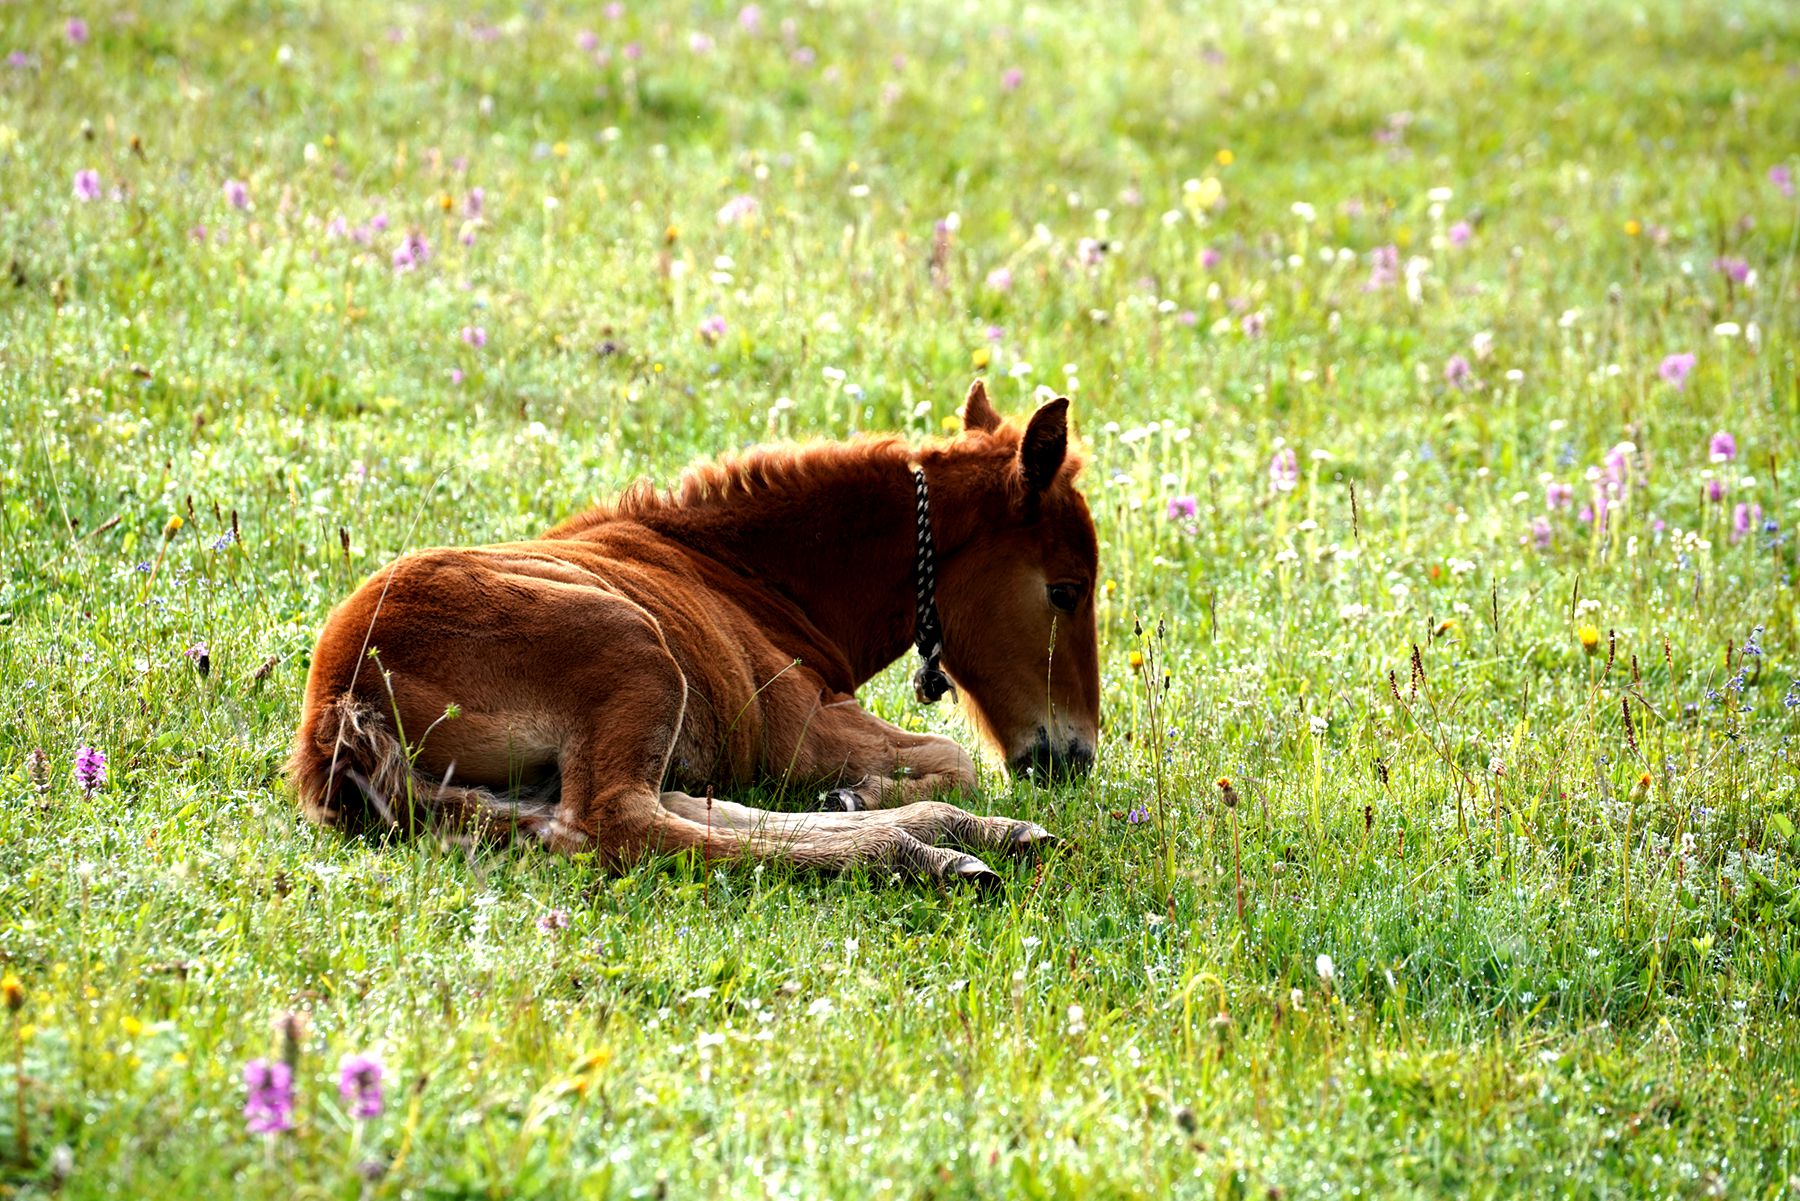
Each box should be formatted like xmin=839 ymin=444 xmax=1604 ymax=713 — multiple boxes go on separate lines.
xmin=792 ymin=700 xmax=978 ymax=812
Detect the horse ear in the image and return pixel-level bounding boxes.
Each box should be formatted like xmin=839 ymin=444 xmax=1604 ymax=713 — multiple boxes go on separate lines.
xmin=961 ymin=378 xmax=1001 ymax=434
xmin=1019 ymin=397 xmax=1069 ymax=493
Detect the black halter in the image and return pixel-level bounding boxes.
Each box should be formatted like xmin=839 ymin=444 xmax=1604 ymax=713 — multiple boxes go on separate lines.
xmin=910 ymin=467 xmax=954 ymax=704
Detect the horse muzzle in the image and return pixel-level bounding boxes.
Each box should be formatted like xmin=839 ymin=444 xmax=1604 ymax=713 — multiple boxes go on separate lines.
xmin=1008 ymin=727 xmax=1094 ymax=784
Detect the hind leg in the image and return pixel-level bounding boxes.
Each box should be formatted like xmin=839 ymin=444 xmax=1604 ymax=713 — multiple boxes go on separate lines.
xmin=656 ymin=792 xmax=1055 ymax=863
xmin=783 ymin=699 xmax=979 ymax=812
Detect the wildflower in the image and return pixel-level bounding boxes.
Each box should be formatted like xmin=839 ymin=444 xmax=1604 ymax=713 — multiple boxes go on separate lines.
xmin=1 ymin=973 xmax=22 ymax=1011
xmin=1712 ymin=256 xmax=1750 ymax=284
xmin=1126 ymin=807 xmax=1148 ymax=825
xmin=337 ymin=1053 xmax=385 ymax=1120
xmin=1240 ymin=311 xmax=1265 ymax=338
xmin=7 ymin=50 xmax=30 ymax=69
xmin=242 ymin=1060 xmax=295 ymax=1135
xmin=1530 ymin=517 xmax=1551 ymax=550
xmin=26 ymin=748 xmax=49 ymax=795
xmin=1268 ymin=448 xmax=1298 ymax=493
xmin=1166 ymin=495 xmax=1197 ymax=521
xmin=1704 ymin=476 xmax=1726 ymax=503
xmin=1578 ymin=625 xmax=1601 ymax=655
xmin=464 ymin=187 xmax=485 ymax=218
xmin=1656 ymin=353 xmax=1696 ymax=388
xmin=74 ymin=745 xmax=106 ymax=795
xmin=716 ymin=194 xmax=758 ymax=227
xmin=1708 ymin=431 xmax=1736 ymax=462
xmin=1076 ymin=237 xmax=1106 ymax=267
xmin=184 ymin=641 xmax=211 ymax=677
xmin=72 ymin=169 xmax=102 ymax=202
xmin=1000 ymin=67 xmax=1023 ymax=91
xmin=738 ymin=5 xmax=763 ymax=32
xmin=1216 ymin=777 xmax=1240 ymax=809
xmin=537 ymin=908 xmax=571 ymax=933
xmin=459 ymin=325 xmax=487 ymax=348
xmin=697 ymin=314 xmax=727 ymax=344
xmin=1471 ymin=331 xmax=1494 ymax=360
xmin=1443 ymin=355 xmax=1473 ymax=389
xmin=1447 ymin=220 xmax=1472 ymax=246
xmin=1732 ymin=503 xmax=1760 ymax=543
xmin=687 ymin=31 xmax=714 ymax=54
xmin=1771 ymin=164 xmax=1795 ymax=199
xmin=65 ymin=17 xmax=89 ymax=43
xmin=1545 ymin=481 xmax=1573 ymax=509
xmin=1200 ymin=247 xmax=1221 ymax=269
xmin=576 ymin=29 xmax=599 ymax=51
xmin=1315 ymin=954 xmax=1335 ymax=985
xmin=1366 ymin=244 xmax=1400 ymax=289
xmin=222 ymin=179 xmax=249 ymax=210
xmin=1128 ymin=651 xmax=1144 ymax=670
xmin=984 ymin=266 xmax=1013 ymax=292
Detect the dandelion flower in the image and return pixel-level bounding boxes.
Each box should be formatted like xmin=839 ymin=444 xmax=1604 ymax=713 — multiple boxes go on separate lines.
xmin=1577 ymin=625 xmax=1601 ymax=655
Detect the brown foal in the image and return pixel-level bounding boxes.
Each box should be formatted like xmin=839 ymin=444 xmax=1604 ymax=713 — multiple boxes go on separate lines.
xmin=288 ymin=380 xmax=1100 ymax=885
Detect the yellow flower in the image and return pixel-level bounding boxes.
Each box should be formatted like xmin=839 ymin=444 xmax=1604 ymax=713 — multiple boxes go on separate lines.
xmin=1578 ymin=625 xmax=1601 ymax=655
xmin=1215 ymin=148 xmax=1234 ymax=166
xmin=971 ymin=345 xmax=992 ymax=369
xmin=1624 ymin=219 xmax=1641 ymax=237
xmin=162 ymin=514 xmax=185 ymax=540
xmin=553 ymin=141 xmax=569 ymax=158
xmin=1 ymin=973 xmax=22 ymax=1012
xmin=940 ymin=415 xmax=960 ymax=433
xmin=1128 ymin=651 xmax=1144 ymax=670
xmin=1103 ymin=579 xmax=1117 ymax=597
xmin=122 ymin=1015 xmax=144 ymax=1037
xmin=1434 ymin=618 xmax=1457 ymax=637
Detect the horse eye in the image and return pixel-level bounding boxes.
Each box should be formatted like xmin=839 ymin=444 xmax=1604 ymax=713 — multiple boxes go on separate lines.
xmin=1047 ymin=584 xmax=1080 ymax=613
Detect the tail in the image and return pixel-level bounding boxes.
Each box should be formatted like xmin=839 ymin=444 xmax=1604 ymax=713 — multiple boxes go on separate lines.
xmin=287 ymin=695 xmax=553 ymax=841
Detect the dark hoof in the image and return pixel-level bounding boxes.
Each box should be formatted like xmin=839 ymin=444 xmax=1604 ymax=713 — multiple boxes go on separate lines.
xmin=1007 ymin=822 xmax=1060 ymax=857
xmin=814 ymin=788 xmax=861 ymax=813
xmin=950 ymin=855 xmax=1002 ymax=891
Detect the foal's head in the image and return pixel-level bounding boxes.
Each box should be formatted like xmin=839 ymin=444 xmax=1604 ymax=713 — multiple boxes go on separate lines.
xmin=934 ymin=381 xmax=1100 ymax=783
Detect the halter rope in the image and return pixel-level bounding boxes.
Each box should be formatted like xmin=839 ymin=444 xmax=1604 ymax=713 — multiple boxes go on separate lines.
xmin=911 ymin=466 xmax=954 ymax=704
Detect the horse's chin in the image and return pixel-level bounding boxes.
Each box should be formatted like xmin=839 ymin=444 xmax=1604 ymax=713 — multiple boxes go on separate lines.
xmin=1006 ymin=729 xmax=1094 ymax=785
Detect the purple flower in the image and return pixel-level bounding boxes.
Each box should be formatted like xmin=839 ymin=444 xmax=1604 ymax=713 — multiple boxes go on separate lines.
xmin=1657 ymin=353 xmax=1695 ymax=389
xmin=72 ymin=169 xmax=101 ymax=202
xmin=65 ymin=17 xmax=89 ymax=44
xmin=1126 ymin=807 xmax=1149 ymax=824
xmin=697 ymin=314 xmax=727 ymax=343
xmin=1366 ymin=244 xmax=1400 ymax=289
xmin=74 ymin=745 xmax=106 ymax=794
xmin=1712 ymin=256 xmax=1750 ymax=284
xmin=1076 ymin=237 xmax=1105 ymax=267
xmin=622 ymin=41 xmax=642 ymax=60
xmin=1772 ymin=165 xmax=1796 ymax=199
xmin=1530 ymin=517 xmax=1552 ymax=550
xmin=1001 ymin=67 xmax=1023 ymax=91
xmin=450 ymin=368 xmax=464 ymax=385
xmin=391 ymin=231 xmax=430 ymax=274
xmin=537 ymin=908 xmax=571 ymax=933
xmin=1447 ymin=220 xmax=1472 ymax=247
xmin=984 ymin=266 xmax=1013 ymax=292
xmin=1545 ymin=482 xmax=1574 ymax=509
xmin=460 ymin=325 xmax=487 ymax=348
xmin=370 ymin=212 xmax=390 ymax=233
xmin=464 ymin=187 xmax=484 ymax=218
xmin=1443 ymin=355 xmax=1473 ymax=389
xmin=1167 ymin=495 xmax=1198 ymax=521
xmin=576 ymin=29 xmax=599 ymax=52
xmin=738 ymin=5 xmax=763 ymax=32
xmin=1704 ymin=477 xmax=1726 ymax=503
xmin=337 ymin=1053 xmax=385 ymax=1120
xmin=1200 ymin=247 xmax=1221 ymax=269
xmin=242 ymin=1059 xmax=295 ymax=1135
xmin=1268 ymin=448 xmax=1298 ymax=494
xmin=1240 ymin=311 xmax=1265 ymax=338
xmin=7 ymin=51 xmax=31 ymax=70
xmin=984 ymin=324 xmax=1005 ymax=343
xmin=1708 ymin=430 xmax=1736 ymax=461
xmin=222 ymin=179 xmax=249 ymax=210
xmin=1732 ymin=503 xmax=1761 ymax=543
xmin=605 ymin=2 xmax=625 ymax=18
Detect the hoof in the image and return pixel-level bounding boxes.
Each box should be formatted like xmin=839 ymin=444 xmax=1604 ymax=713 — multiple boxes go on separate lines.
xmin=950 ymin=855 xmax=1002 ymax=891
xmin=1007 ymin=822 xmax=1060 ymax=857
xmin=815 ymin=788 xmax=862 ymax=813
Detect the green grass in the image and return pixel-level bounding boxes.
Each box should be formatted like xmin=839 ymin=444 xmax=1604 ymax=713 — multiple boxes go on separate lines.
xmin=3 ymin=0 xmax=1800 ymax=1196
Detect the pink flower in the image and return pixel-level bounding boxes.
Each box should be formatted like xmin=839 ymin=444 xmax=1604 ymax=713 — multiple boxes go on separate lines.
xmin=243 ymin=1060 xmax=295 ymax=1135
xmin=576 ymin=29 xmax=599 ymax=51
xmin=1772 ymin=164 xmax=1796 ymax=199
xmin=1530 ymin=517 xmax=1552 ymax=550
xmin=72 ymin=169 xmax=101 ymax=202
xmin=1240 ymin=311 xmax=1265 ymax=338
xmin=222 ymin=179 xmax=249 ymax=210
xmin=1447 ymin=220 xmax=1472 ymax=247
xmin=74 ymin=745 xmax=106 ymax=794
xmin=65 ymin=17 xmax=88 ymax=44
xmin=1167 ymin=495 xmax=1198 ymax=521
xmin=698 ymin=314 xmax=727 ymax=343
xmin=1712 ymin=256 xmax=1750 ymax=283
xmin=537 ymin=908 xmax=571 ymax=933
xmin=1366 ymin=244 xmax=1399 ymax=289
xmin=1201 ymin=247 xmax=1221 ymax=269
xmin=1704 ymin=477 xmax=1726 ymax=504
xmin=738 ymin=5 xmax=763 ymax=32
xmin=1709 ymin=430 xmax=1737 ymax=461
xmin=622 ymin=41 xmax=642 ymax=60
xmin=716 ymin=194 xmax=758 ymax=227
xmin=688 ymin=31 xmax=714 ymax=54
xmin=604 ymin=2 xmax=625 ymax=18
xmin=1657 ymin=353 xmax=1695 ymax=389
xmin=1268 ymin=448 xmax=1298 ymax=493
xmin=464 ymin=187 xmax=484 ymax=218
xmin=1076 ymin=238 xmax=1105 ymax=267
xmin=984 ymin=266 xmax=1013 ymax=292
xmin=1545 ymin=482 xmax=1574 ymax=509
xmin=1443 ymin=355 xmax=1473 ymax=389
xmin=460 ymin=325 xmax=487 ymax=348
xmin=337 ymin=1053 xmax=385 ymax=1120
xmin=391 ymin=231 xmax=430 ymax=273
xmin=1001 ymin=67 xmax=1023 ymax=91
xmin=1732 ymin=502 xmax=1761 ymax=543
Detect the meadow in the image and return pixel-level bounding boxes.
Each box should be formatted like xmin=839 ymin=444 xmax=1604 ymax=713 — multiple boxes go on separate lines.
xmin=3 ymin=0 xmax=1800 ymax=1195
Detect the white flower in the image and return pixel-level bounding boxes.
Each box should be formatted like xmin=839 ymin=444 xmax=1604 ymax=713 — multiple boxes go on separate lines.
xmin=1315 ymin=954 xmax=1336 ymax=984
xmin=1427 ymin=186 xmax=1454 ymax=202
xmin=1714 ymin=322 xmax=1741 ymax=338
xmin=1065 ymin=1004 xmax=1087 ymax=1036
xmin=1291 ymin=201 xmax=1316 ymax=223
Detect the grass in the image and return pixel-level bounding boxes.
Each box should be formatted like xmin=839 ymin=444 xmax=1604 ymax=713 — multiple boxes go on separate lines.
xmin=3 ymin=0 xmax=1800 ymax=1195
